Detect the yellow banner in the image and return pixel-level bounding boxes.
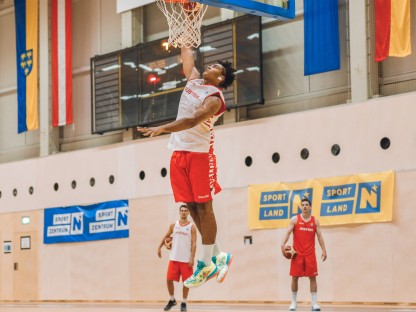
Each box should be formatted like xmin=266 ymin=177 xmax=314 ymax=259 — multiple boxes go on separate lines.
xmin=248 ymin=171 xmax=394 ymax=229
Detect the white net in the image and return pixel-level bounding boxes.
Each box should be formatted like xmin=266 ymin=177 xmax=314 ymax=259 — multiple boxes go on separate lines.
xmin=156 ymin=0 xmax=208 ymax=48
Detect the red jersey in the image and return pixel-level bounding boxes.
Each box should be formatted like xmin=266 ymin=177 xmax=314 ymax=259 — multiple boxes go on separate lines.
xmin=293 ymin=214 xmax=317 ymax=256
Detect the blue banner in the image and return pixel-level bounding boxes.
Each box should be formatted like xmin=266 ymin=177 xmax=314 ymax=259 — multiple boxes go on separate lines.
xmin=44 ymin=200 xmax=129 ymax=244
xmin=304 ymin=0 xmax=340 ymax=75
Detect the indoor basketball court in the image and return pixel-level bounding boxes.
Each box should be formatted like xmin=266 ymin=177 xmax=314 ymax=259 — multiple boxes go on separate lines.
xmin=0 ymin=0 xmax=415 ymax=311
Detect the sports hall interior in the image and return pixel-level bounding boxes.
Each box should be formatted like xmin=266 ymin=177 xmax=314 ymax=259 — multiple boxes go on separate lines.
xmin=0 ymin=0 xmax=415 ymax=310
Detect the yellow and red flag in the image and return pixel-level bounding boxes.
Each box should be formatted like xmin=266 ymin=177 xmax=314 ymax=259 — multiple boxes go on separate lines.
xmin=375 ymin=0 xmax=411 ymax=62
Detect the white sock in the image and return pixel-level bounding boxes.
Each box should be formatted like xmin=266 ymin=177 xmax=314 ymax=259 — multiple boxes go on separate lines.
xmin=182 ymin=298 xmax=187 ymax=303
xmin=291 ymin=292 xmax=297 ymax=304
xmin=170 ymin=296 xmax=175 ymax=301
xmin=311 ymin=292 xmax=317 ymax=305
xmin=201 ymin=244 xmax=214 ymax=265
xmin=213 ymin=241 xmax=221 ymax=257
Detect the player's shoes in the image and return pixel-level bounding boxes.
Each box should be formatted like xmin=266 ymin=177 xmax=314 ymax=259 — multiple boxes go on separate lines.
xmin=180 ymin=302 xmax=187 ymax=311
xmin=163 ymin=299 xmax=177 ymax=311
xmin=289 ymin=302 xmax=297 ymax=311
xmin=212 ymin=252 xmax=233 ymax=283
xmin=311 ymin=303 xmax=321 ymax=311
xmin=184 ymin=260 xmax=218 ymax=288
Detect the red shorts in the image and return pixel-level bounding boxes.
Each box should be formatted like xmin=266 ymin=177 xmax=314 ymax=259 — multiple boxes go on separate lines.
xmin=167 ymin=260 xmax=193 ymax=282
xmin=170 ymin=151 xmax=221 ymax=203
xmin=290 ymin=253 xmax=318 ymax=277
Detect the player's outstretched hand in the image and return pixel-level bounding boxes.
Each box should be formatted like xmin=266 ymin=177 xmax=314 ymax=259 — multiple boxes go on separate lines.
xmin=137 ymin=126 xmax=162 ymax=137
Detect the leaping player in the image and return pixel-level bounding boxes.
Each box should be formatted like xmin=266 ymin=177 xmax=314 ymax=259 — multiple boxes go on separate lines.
xmin=138 ymin=46 xmax=236 ymax=288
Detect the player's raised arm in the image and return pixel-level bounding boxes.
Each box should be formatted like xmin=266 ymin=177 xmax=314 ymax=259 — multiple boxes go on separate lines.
xmin=181 ymin=46 xmax=200 ymax=80
xmin=137 ymin=95 xmax=221 ymax=137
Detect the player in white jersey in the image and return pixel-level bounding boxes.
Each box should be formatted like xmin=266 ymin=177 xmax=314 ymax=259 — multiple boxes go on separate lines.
xmin=138 ymin=46 xmax=236 ymax=288
xmin=158 ymin=205 xmax=197 ymax=312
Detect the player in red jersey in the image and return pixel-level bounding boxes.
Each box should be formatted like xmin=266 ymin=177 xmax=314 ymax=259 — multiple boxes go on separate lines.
xmin=281 ymin=198 xmax=327 ymax=311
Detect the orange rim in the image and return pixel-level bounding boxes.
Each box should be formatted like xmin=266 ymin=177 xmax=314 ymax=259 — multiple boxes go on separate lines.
xmin=163 ymin=0 xmax=190 ymax=3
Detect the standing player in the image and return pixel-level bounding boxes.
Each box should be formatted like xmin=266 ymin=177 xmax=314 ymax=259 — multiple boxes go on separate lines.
xmin=138 ymin=46 xmax=236 ymax=288
xmin=158 ymin=204 xmax=197 ymax=312
xmin=281 ymin=198 xmax=327 ymax=311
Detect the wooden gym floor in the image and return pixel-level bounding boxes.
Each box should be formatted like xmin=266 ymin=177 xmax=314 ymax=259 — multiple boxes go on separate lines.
xmin=0 ymin=302 xmax=415 ymax=312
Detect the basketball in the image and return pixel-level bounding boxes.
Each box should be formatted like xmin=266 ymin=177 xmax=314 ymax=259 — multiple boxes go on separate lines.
xmin=164 ymin=236 xmax=173 ymax=250
xmin=182 ymin=2 xmax=201 ymax=13
xmin=283 ymin=245 xmax=296 ymax=259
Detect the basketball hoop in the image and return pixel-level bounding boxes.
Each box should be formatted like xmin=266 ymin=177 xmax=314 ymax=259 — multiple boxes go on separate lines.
xmin=156 ymin=0 xmax=208 ymax=48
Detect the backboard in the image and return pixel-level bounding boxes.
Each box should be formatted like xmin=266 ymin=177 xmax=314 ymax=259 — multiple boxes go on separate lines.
xmin=193 ymin=0 xmax=295 ymax=19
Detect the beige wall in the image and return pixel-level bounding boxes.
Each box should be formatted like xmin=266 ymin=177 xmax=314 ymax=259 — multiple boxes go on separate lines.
xmin=0 ymin=175 xmax=414 ymax=302
xmin=0 ymin=93 xmax=415 ymax=303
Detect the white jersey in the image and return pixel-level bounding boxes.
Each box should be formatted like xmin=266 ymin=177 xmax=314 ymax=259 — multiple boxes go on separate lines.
xmin=170 ymin=220 xmax=193 ymax=263
xmin=168 ymin=79 xmax=226 ymax=153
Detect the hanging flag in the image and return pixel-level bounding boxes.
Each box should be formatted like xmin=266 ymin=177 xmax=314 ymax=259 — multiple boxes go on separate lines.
xmin=14 ymin=0 xmax=39 ymax=133
xmin=375 ymin=0 xmax=411 ymax=62
xmin=51 ymin=0 xmax=73 ymax=127
xmin=304 ymin=0 xmax=340 ymax=76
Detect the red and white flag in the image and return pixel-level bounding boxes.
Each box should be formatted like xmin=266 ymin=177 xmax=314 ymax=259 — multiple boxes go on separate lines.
xmin=51 ymin=0 xmax=73 ymax=126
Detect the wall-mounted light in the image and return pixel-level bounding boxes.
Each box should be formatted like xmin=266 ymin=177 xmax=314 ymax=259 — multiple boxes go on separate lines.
xmin=162 ymin=41 xmax=169 ymax=51
xmin=21 ymin=216 xmax=30 ymax=225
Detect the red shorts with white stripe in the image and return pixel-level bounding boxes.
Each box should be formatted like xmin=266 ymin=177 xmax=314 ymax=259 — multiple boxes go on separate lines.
xmin=170 ymin=151 xmax=221 ymax=203
xmin=290 ymin=252 xmax=318 ymax=277
xmin=167 ymin=260 xmax=193 ymax=282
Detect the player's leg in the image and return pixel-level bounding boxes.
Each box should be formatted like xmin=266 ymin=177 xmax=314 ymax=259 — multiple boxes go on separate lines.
xmin=185 ymin=200 xmax=216 ymax=264
xmin=310 ymin=276 xmax=317 ymax=292
xmin=184 ymin=200 xmax=218 ymax=288
xmin=183 ymin=153 xmax=219 ymax=288
xmin=164 ymin=280 xmax=177 ymax=311
xmin=180 ymin=262 xmax=193 ymax=311
xmin=181 ymin=285 xmax=189 ymax=312
xmin=167 ymin=280 xmax=174 ymax=296
xmin=211 ymin=240 xmax=233 ymax=283
xmin=187 ymin=201 xmax=232 ymax=283
xmin=200 ymin=152 xmax=233 ymax=282
xmin=289 ymin=255 xmax=304 ymax=311
xmin=291 ymin=276 xmax=299 ymax=292
xmin=170 ymin=152 xmax=194 ymax=203
xmin=305 ymin=253 xmax=320 ymax=311
xmin=165 ymin=261 xmax=179 ymax=311
xmin=186 ymin=202 xmax=201 ymax=231
xmin=197 ymin=200 xmax=217 ymax=245
xmin=289 ymin=276 xmax=299 ymax=311
xmin=309 ymin=277 xmax=320 ymax=311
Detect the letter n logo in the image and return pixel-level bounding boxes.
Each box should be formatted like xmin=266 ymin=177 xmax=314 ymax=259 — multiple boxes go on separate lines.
xmin=355 ymin=181 xmax=381 ymax=214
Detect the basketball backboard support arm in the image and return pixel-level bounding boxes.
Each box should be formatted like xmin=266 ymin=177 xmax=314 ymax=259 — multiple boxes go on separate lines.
xmin=193 ymin=0 xmax=295 ymax=19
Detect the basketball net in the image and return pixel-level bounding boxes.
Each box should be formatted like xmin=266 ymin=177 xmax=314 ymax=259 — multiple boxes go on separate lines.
xmin=156 ymin=0 xmax=208 ymax=48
